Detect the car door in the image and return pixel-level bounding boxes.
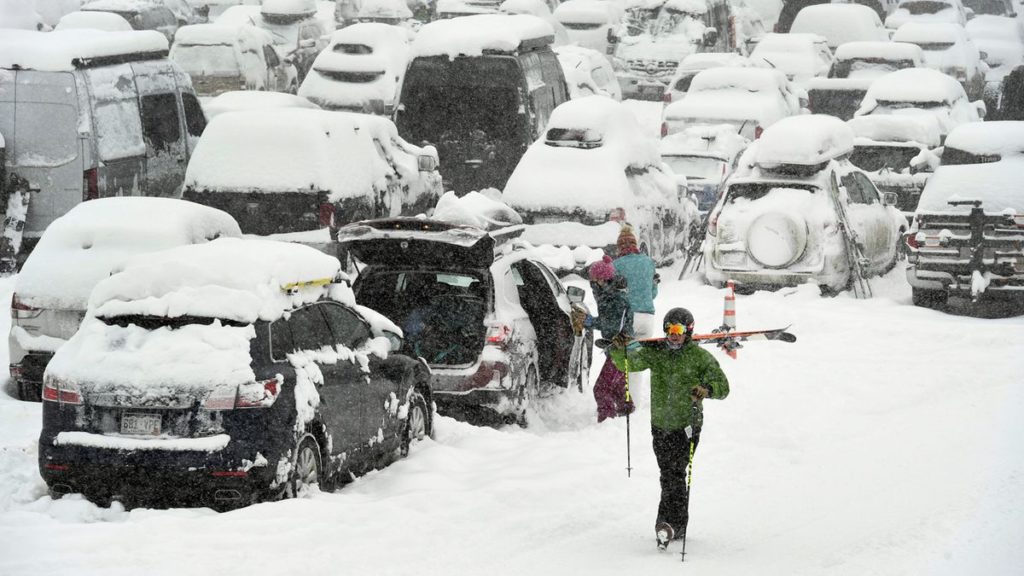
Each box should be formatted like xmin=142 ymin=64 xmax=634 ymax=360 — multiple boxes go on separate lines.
xmin=840 ymin=171 xmax=890 ymax=271
xmin=853 ymin=171 xmax=899 ymax=269
xmin=263 ymin=44 xmax=285 ymax=91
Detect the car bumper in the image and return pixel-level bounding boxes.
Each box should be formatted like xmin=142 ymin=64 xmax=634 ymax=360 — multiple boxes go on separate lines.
xmin=706 ymin=248 xmax=840 ymax=291
xmin=906 ymin=264 xmax=1024 ymax=300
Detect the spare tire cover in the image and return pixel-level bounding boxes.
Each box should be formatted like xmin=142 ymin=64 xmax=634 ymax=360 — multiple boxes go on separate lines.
xmin=746 ymin=212 xmax=808 ymax=269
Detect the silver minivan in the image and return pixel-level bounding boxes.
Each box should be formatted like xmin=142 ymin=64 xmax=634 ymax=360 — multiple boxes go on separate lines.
xmin=0 ymin=30 xmax=207 ymax=260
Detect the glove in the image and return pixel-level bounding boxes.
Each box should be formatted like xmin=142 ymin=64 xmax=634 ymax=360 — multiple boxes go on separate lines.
xmin=570 ymin=307 xmax=587 ymax=334
xmin=610 ymin=332 xmax=633 ymax=349
xmin=690 ymin=385 xmax=711 ymax=401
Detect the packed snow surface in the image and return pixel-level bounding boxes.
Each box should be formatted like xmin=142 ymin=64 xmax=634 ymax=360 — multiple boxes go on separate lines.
xmin=413 ymin=14 xmax=554 ymax=58
xmin=0 ymin=30 xmax=169 ymax=72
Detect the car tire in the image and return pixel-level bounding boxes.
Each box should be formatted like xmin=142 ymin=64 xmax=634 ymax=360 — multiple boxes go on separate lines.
xmin=17 ymin=380 xmax=41 ymax=402
xmin=912 ymin=288 xmax=947 ymax=309
xmin=286 ymin=436 xmax=322 ymax=499
xmin=400 ymin=390 xmax=430 ymax=458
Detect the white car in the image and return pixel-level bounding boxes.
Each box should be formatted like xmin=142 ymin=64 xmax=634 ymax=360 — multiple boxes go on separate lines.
xmin=553 ymin=0 xmax=623 ymax=54
xmin=893 ymin=22 xmax=987 ymax=99
xmin=886 ymin=0 xmax=969 ymax=29
xmin=662 ymin=67 xmax=805 ymax=139
xmin=749 ymin=32 xmax=834 ymax=84
xmin=855 ymin=67 xmax=985 ymax=138
xmin=789 ymin=3 xmax=889 ymax=52
xmin=660 ymin=125 xmax=750 ymax=213
xmin=556 ymin=45 xmax=622 ymax=100
xmin=664 ymin=52 xmax=749 ymax=105
xmin=504 ymin=96 xmax=695 ymax=266
xmin=703 ymin=115 xmax=905 ymax=294
xmin=806 ymin=41 xmax=926 ymax=120
xmin=171 ymin=23 xmax=298 ymax=95
xmin=298 ymin=22 xmax=410 ymax=114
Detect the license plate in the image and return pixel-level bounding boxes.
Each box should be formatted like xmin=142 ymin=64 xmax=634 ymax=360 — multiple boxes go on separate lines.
xmin=121 ymin=413 xmax=161 ymax=436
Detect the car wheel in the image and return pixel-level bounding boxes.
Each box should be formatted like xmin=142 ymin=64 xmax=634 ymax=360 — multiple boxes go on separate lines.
xmin=912 ymin=287 xmax=948 ymax=309
xmin=286 ymin=436 xmax=322 ymax=499
xmin=17 ymin=380 xmax=41 ymax=402
xmin=400 ymin=390 xmax=430 ymax=458
xmin=515 ymin=364 xmax=539 ymax=428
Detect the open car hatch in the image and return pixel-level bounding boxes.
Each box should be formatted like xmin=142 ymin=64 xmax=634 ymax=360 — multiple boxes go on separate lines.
xmin=337 ymin=218 xmax=523 ymax=268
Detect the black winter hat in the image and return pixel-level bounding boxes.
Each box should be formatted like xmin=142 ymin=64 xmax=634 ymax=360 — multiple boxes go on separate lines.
xmin=663 ymin=307 xmax=695 ymax=333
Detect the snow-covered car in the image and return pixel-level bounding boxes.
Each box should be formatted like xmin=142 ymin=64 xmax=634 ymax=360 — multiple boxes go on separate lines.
xmin=254 ymin=0 xmax=330 ymax=81
xmin=789 ymin=3 xmax=889 ymax=52
xmin=354 ymin=0 xmax=417 ymax=26
xmin=80 ymin=0 xmax=193 ymax=41
xmin=664 ymin=51 xmax=749 ymax=105
xmin=500 ymin=0 xmax=571 ymax=45
xmin=893 ymin=22 xmax=987 ymax=100
xmin=885 ymin=0 xmax=968 ymax=29
xmin=213 ymin=2 xmax=260 ymax=26
xmin=201 ymin=89 xmax=319 ymax=119
xmin=171 ymin=23 xmax=298 ymax=96
xmin=54 ymin=10 xmax=134 ymax=30
xmin=554 ymin=0 xmax=623 ymax=54
xmin=298 ymin=23 xmax=410 ymax=114
xmin=854 ymin=67 xmax=984 ymax=140
xmin=749 ymin=32 xmax=834 ymax=84
xmin=556 ymin=45 xmax=622 ymax=100
xmin=662 ymin=67 xmax=805 ymax=139
xmin=660 ymin=124 xmax=749 ymax=213
xmin=904 ymin=121 xmax=1024 ymax=310
xmin=847 ymin=115 xmax=942 ymax=217
xmin=9 ymin=198 xmax=242 ymax=402
xmin=807 ymin=41 xmax=925 ymax=121
xmin=613 ymin=0 xmax=738 ymax=101
xmin=504 ymin=96 xmax=695 ymax=265
xmin=703 ymin=115 xmax=905 ymax=293
xmin=774 ymin=0 xmax=892 ymax=34
xmin=965 ymin=14 xmax=1024 ymax=112
xmin=338 ymin=218 xmax=593 ymax=426
xmin=184 ymin=108 xmax=441 ymax=237
xmin=38 ymin=238 xmax=433 ymax=508
xmin=963 ymin=0 xmax=1018 ymax=15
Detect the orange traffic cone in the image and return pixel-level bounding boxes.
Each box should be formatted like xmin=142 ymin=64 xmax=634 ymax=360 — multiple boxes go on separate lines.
xmin=722 ymin=281 xmax=737 ymax=358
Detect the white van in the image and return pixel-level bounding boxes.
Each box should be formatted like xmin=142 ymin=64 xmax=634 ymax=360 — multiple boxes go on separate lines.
xmin=0 ymin=30 xmax=208 ymax=259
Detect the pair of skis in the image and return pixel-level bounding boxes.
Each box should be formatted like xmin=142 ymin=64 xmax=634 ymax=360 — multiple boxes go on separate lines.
xmin=595 ymin=325 xmax=797 ymax=353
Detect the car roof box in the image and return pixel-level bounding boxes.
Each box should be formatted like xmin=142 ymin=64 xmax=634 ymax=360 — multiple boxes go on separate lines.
xmin=755 ymin=115 xmax=854 ymax=170
xmin=337 ymin=218 xmax=524 ymax=268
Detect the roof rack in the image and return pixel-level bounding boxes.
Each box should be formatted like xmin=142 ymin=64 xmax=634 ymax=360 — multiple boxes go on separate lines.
xmin=72 ymin=50 xmax=170 ymax=69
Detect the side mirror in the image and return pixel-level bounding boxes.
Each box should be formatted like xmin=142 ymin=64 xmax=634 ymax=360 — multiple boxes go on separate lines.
xmin=979 ymin=51 xmax=989 ymax=62
xmin=973 ymin=99 xmax=988 ymax=118
xmin=702 ymin=27 xmax=719 ymax=47
xmin=383 ymin=330 xmax=403 ymax=352
xmin=418 ymin=154 xmax=438 ymax=172
xmin=299 ymin=38 xmax=315 ymax=49
xmin=368 ymin=98 xmax=385 ymax=115
xmin=607 ymin=28 xmax=619 ymax=45
xmin=882 ymin=192 xmax=898 ymax=207
xmin=964 ymin=7 xmax=975 ymax=20
xmin=566 ymin=285 xmax=586 ymax=304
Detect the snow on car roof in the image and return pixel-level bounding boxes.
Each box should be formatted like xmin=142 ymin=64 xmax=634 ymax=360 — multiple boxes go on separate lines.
xmin=790 ymin=4 xmax=887 ymax=48
xmin=755 ymin=115 xmax=854 ymax=167
xmin=309 ymin=22 xmax=409 ymax=74
xmin=325 ymin=21 xmax=410 ymax=47
xmin=892 ymin=22 xmax=964 ymax=44
xmin=202 ymin=91 xmax=320 ymax=120
xmin=687 ymin=67 xmax=788 ymax=94
xmin=861 ymin=68 xmax=966 ymax=104
xmin=433 ymin=190 xmax=524 ymax=230
xmin=0 ymin=29 xmax=168 ymax=72
xmin=943 ymin=121 xmax=1024 ymax=156
xmin=554 ymin=0 xmax=613 ymax=23
xmin=413 ymin=14 xmax=555 ymax=58
xmin=358 ymin=0 xmax=413 ymax=19
xmin=754 ymin=32 xmax=828 ymax=51
xmin=501 ymin=0 xmax=553 ymax=17
xmin=89 ymin=237 xmax=345 ymax=323
xmin=261 ymin=0 xmax=316 ymax=16
xmin=184 ymin=109 xmax=390 ymax=201
xmin=660 ymin=125 xmax=750 ymax=160
xmin=664 ymin=91 xmax=785 ymax=125
xmin=847 ymin=115 xmax=942 ymax=148
xmin=16 ymin=198 xmax=243 ymax=311
xmin=916 ymin=157 xmax=1024 ymax=214
xmin=834 ymin=41 xmax=924 ymax=63
xmin=54 ymin=10 xmax=134 ymax=31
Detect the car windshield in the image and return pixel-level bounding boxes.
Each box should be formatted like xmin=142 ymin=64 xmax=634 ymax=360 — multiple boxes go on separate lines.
xmin=663 ymin=155 xmax=726 ymax=180
xmin=808 ymin=88 xmax=867 ymax=120
xmin=98 ymin=315 xmax=247 ymax=330
xmin=875 ymin=99 xmax=946 ymax=110
xmin=172 ymin=45 xmax=239 ymax=75
xmin=727 ymin=182 xmax=818 ymax=203
xmin=914 ymin=42 xmax=956 ymax=52
xmin=673 ymin=73 xmax=697 ymax=92
xmin=849 ymin=145 xmax=922 ymax=172
xmin=940 ymin=146 xmax=1002 ymax=165
xmin=963 ymin=0 xmax=1009 ymax=15
xmin=903 ymin=1 xmax=953 ymax=14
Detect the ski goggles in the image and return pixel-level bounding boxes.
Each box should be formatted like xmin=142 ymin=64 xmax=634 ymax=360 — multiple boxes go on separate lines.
xmin=666 ymin=323 xmax=689 ymax=336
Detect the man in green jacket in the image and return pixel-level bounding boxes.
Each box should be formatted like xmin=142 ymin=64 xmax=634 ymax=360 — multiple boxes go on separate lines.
xmin=609 ymin=307 xmax=730 ymax=547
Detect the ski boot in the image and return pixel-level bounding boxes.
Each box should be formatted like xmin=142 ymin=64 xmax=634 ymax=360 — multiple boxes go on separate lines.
xmin=655 ymin=522 xmax=674 ymax=550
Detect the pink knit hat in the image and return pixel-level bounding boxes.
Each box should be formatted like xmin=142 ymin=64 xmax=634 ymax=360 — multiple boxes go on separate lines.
xmin=589 ymin=255 xmax=616 ymax=281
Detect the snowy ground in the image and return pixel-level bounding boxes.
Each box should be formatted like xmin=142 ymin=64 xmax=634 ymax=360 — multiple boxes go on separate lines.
xmin=1 ymin=257 xmax=1022 ymax=575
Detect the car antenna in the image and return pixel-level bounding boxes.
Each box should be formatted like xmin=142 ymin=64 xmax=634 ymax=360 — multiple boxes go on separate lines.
xmin=760 ymin=57 xmax=776 ymax=69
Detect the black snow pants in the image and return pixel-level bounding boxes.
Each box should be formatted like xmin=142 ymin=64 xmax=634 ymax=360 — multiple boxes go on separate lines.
xmin=652 ymin=426 xmax=700 ymax=537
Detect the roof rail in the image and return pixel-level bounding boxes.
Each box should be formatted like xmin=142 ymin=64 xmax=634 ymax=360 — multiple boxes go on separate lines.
xmin=72 ymin=50 xmax=170 ymax=69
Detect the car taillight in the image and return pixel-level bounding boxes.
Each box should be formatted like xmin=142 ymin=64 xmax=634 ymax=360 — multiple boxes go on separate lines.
xmin=754 ymin=125 xmax=764 ymax=140
xmin=905 ymin=232 xmax=919 ymax=250
xmin=662 ymin=92 xmax=672 ymax=105
xmin=42 ymin=380 xmax=81 ymax=404
xmin=318 ymin=201 xmax=335 ymax=228
xmin=11 ymin=293 xmax=41 ymax=319
xmin=10 ymin=364 xmax=23 ymax=380
xmin=609 ymin=207 xmax=626 ymax=222
xmin=485 ymin=324 xmax=512 ymax=346
xmin=83 ymin=168 xmax=98 ymax=201
xmin=708 ymin=210 xmax=720 ymax=236
xmin=204 ymin=377 xmax=282 ymax=410
xmin=660 ymin=121 xmax=668 ymax=138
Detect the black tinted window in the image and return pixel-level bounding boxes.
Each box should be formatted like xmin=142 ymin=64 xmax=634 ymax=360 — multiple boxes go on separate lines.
xmin=289 ymin=305 xmax=334 ymax=351
xmin=181 ymin=92 xmax=206 ymax=137
xmin=321 ymin=303 xmax=371 ymax=348
xmin=270 ymin=318 xmax=295 ymax=359
xmin=140 ymin=93 xmax=181 ymax=152
xmin=941 ymin=146 xmax=1001 ymax=166
xmin=855 ymin=173 xmax=880 ymax=204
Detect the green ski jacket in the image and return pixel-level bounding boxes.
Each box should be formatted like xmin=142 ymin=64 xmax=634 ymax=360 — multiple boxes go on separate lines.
xmin=610 ymin=340 xmax=729 ymax=432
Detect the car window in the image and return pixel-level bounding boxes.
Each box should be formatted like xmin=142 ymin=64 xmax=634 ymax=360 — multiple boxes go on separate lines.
xmin=841 ymin=173 xmax=868 ymax=204
xmin=181 ymin=92 xmax=206 ymax=137
xmin=289 ymin=305 xmax=335 ymax=351
xmin=591 ymin=66 xmax=611 ymax=88
xmin=854 ymin=172 xmax=881 ymax=204
xmin=270 ymin=317 xmax=295 ymax=360
xmin=263 ymin=45 xmax=280 ymax=67
xmin=140 ymin=93 xmax=181 ymax=153
xmin=320 ymin=302 xmax=372 ymax=348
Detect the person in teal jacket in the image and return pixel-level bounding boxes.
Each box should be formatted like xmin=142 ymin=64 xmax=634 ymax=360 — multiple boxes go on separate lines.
xmin=613 ymin=225 xmax=659 ymax=337
xmin=609 ymin=307 xmax=729 ymax=546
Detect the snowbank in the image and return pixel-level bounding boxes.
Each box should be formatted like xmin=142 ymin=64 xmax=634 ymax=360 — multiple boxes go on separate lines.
xmin=847 ymin=115 xmax=942 ymax=148
xmin=942 ymin=121 xmax=1024 ymax=156
xmin=53 ymin=11 xmax=133 ymax=32
xmin=432 ymin=190 xmax=523 ymax=230
xmin=413 ymin=14 xmax=554 ymax=58
xmin=755 ymin=115 xmax=853 ymax=167
xmin=789 ymin=4 xmax=888 ymax=48
xmin=16 ymin=198 xmax=242 ymax=311
xmin=0 ymin=29 xmax=169 ymax=72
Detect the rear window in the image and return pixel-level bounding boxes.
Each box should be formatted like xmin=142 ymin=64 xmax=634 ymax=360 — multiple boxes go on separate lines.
xmin=850 ymin=145 xmax=922 ymax=172
xmin=334 ymin=43 xmax=372 ymax=54
xmin=99 ymin=315 xmax=247 ymax=329
xmin=913 ymin=42 xmax=955 ymax=51
xmin=317 ymin=70 xmax=384 ymax=83
xmin=545 ymin=127 xmax=603 ymax=148
xmin=562 ymin=22 xmax=603 ymax=31
xmin=903 ymin=1 xmax=953 ymax=14
xmin=940 ymin=146 xmax=1001 ymax=166
xmin=727 ymin=182 xmax=818 ymax=203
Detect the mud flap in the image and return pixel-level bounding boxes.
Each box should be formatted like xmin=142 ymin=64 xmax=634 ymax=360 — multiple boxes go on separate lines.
xmin=0 ymin=173 xmax=33 ymax=274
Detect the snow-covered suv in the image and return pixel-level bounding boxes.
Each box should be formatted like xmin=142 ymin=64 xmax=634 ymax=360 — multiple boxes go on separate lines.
xmin=703 ymin=115 xmax=906 ymax=293
xmin=39 ymin=238 xmax=433 ymax=509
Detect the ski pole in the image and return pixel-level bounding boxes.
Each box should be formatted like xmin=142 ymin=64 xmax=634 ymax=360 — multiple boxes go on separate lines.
xmin=681 ymin=436 xmax=695 ymax=562
xmin=624 ymin=354 xmax=632 ymax=478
